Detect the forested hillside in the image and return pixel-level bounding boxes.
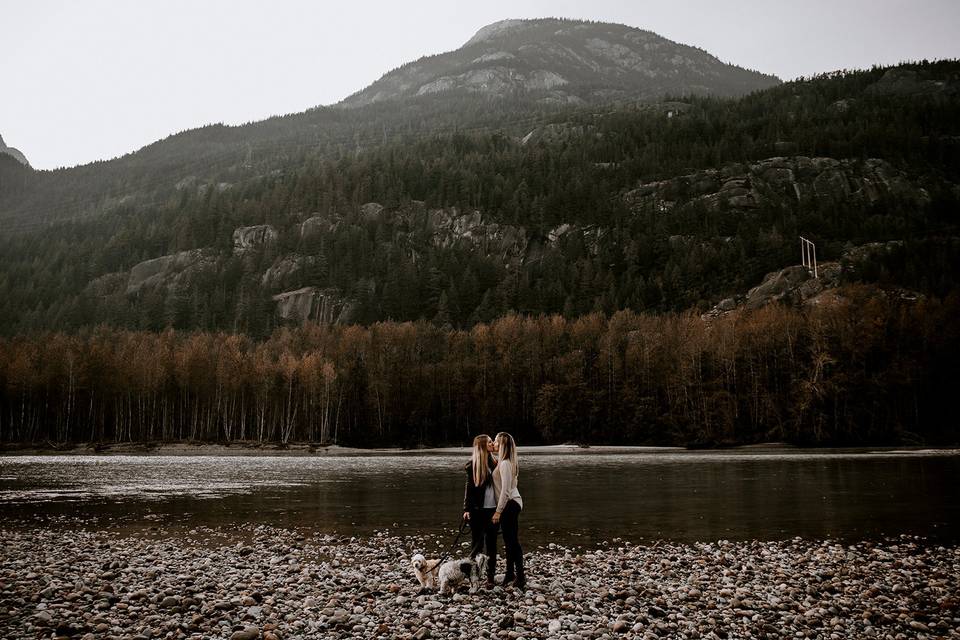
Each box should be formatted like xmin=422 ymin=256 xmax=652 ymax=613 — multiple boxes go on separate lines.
xmin=1 ymin=61 xmax=958 ymax=337
xmin=0 ymin=48 xmax=958 ymax=446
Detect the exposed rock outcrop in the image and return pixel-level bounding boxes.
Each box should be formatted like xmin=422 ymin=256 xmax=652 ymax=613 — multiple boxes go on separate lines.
xmin=0 ymin=134 xmax=30 ymax=167
xmin=416 ymin=67 xmax=568 ymax=97
xmin=198 ymin=182 xmax=232 ymax=195
xmin=520 ymin=123 xmax=595 ymax=146
xmin=233 ymin=225 xmax=278 ymax=254
xmin=702 ymin=262 xmax=839 ymax=319
xmin=464 ymin=19 xmax=528 ymax=47
xmin=426 ymin=208 xmax=527 ymax=262
xmin=624 ymin=157 xmax=929 ymax=215
xmin=261 ymin=254 xmax=318 ymax=288
xmin=341 ymin=18 xmax=779 ymax=107
xmin=300 ymin=214 xmax=337 ymax=237
xmin=546 ymin=223 xmax=607 ymax=256
xmin=272 ymin=287 xmax=356 ymax=325
xmin=126 ymin=248 xmax=217 ymax=294
xmin=359 ymin=202 xmax=385 ymax=221
xmin=841 ymin=240 xmax=906 ymax=267
xmin=866 ymin=67 xmax=960 ymax=97
xmin=702 ymin=241 xmax=921 ymax=319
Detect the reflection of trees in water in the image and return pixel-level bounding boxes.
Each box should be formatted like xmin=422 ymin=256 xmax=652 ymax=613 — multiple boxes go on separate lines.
xmin=6 ymin=454 xmax=958 ymax=544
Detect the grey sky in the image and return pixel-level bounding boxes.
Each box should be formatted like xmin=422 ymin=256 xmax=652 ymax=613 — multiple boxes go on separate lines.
xmin=2 ymin=0 xmax=958 ymax=170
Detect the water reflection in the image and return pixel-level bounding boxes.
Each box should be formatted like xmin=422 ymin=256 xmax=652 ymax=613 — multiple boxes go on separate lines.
xmin=1 ymin=450 xmax=958 ymax=544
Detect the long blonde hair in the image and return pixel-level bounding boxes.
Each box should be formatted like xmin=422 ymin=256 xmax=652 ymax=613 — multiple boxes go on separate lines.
xmin=471 ymin=434 xmax=492 ymax=486
xmin=495 ymin=432 xmax=518 ymax=477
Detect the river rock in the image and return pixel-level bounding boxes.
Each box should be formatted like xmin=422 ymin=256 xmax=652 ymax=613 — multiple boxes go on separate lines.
xmin=0 ymin=524 xmax=956 ymax=640
xmin=33 ymin=610 xmax=52 ymax=625
xmin=160 ymin=595 xmax=180 ymax=608
xmin=230 ymin=626 xmax=260 ymax=640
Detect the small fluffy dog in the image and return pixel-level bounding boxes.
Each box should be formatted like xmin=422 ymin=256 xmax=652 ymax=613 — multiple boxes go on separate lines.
xmin=411 ymin=553 xmax=441 ymax=589
xmin=438 ymin=553 xmax=488 ymax=595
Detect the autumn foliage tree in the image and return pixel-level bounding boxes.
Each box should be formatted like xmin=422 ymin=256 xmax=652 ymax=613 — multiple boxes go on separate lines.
xmin=1 ymin=285 xmax=957 ymax=448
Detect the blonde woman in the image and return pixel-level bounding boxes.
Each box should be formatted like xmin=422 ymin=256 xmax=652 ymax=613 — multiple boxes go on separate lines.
xmin=491 ymin=432 xmax=524 ymax=589
xmin=462 ymin=434 xmax=498 ymax=586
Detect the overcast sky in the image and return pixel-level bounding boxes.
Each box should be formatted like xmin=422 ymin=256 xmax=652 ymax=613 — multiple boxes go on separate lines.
xmin=3 ymin=0 xmax=959 ymax=170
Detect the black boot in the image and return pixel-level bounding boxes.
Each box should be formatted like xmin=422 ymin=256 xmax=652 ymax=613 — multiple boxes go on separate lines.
xmin=486 ymin=558 xmax=496 ymax=587
xmin=502 ymin=558 xmax=515 ymax=586
xmin=512 ymin=552 xmax=525 ymax=590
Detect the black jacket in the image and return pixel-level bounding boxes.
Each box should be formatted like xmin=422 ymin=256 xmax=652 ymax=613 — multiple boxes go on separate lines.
xmin=463 ymin=455 xmax=497 ymax=512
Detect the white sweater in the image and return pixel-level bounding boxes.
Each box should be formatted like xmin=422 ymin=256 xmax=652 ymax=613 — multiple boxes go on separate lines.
xmin=493 ymin=459 xmax=523 ymax=513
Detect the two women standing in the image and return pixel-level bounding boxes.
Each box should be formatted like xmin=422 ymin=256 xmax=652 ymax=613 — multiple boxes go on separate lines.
xmin=462 ymin=432 xmax=525 ymax=589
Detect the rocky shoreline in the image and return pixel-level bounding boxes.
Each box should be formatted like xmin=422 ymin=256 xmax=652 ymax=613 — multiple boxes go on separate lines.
xmin=1 ymin=523 xmax=957 ymax=639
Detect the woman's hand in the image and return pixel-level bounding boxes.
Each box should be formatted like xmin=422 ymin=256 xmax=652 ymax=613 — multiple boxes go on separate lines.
xmin=463 ymin=511 xmax=470 ymax=521
xmin=492 ymin=512 xmax=501 ymax=524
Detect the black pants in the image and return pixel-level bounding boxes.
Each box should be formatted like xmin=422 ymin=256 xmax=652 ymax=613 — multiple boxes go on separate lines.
xmin=500 ymin=499 xmax=523 ymax=580
xmin=468 ymin=508 xmax=498 ymax=579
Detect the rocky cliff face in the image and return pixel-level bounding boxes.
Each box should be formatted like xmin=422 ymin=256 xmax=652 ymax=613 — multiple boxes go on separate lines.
xmin=126 ymin=249 xmax=217 ymax=294
xmin=233 ymin=225 xmax=278 ymax=254
xmin=76 ymin=175 xmax=945 ymax=329
xmin=426 ymin=208 xmax=528 ymax=262
xmin=272 ymin=287 xmax=356 ymax=325
xmin=0 ymin=134 xmax=30 ymax=167
xmin=624 ymin=156 xmax=930 ymax=215
xmin=702 ymin=241 xmax=921 ymax=319
xmin=261 ymin=254 xmax=320 ymax=288
xmin=341 ymin=18 xmax=779 ymax=107
xmin=299 ymin=215 xmax=337 ymax=237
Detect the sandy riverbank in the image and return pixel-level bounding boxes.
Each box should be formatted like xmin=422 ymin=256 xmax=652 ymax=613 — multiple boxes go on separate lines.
xmin=1 ymin=523 xmax=956 ymax=639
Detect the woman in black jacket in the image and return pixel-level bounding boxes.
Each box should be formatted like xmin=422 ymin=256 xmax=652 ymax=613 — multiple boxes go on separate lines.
xmin=462 ymin=434 xmax=498 ymax=587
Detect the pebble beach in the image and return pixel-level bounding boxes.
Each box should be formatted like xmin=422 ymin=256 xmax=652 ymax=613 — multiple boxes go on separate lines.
xmin=1 ymin=523 xmax=958 ymax=639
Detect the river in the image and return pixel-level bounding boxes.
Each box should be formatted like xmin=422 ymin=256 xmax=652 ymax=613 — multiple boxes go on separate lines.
xmin=1 ymin=448 xmax=958 ymax=546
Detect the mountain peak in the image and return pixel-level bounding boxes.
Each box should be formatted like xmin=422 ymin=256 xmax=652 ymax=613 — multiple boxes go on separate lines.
xmin=342 ymin=18 xmax=779 ymax=108
xmin=463 ymin=19 xmax=529 ymax=47
xmin=0 ymin=133 xmax=30 ymax=168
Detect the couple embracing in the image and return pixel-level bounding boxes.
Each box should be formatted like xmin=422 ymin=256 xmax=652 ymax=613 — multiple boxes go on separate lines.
xmin=462 ymin=432 xmax=525 ymax=589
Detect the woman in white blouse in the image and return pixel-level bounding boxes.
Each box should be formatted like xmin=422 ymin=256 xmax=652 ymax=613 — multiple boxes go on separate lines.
xmin=491 ymin=432 xmax=524 ymax=589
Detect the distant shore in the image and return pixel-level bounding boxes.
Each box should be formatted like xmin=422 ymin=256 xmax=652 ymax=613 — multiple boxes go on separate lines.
xmin=2 ymin=440 xmax=958 ymax=457
xmin=0 ymin=441 xmax=690 ymax=457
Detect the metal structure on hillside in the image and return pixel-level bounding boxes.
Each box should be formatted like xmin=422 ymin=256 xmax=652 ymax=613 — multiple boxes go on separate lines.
xmin=800 ymin=236 xmax=818 ymax=278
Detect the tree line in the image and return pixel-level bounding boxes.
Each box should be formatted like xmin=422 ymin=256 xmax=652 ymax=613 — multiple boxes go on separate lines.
xmin=2 ymin=285 xmax=956 ymax=447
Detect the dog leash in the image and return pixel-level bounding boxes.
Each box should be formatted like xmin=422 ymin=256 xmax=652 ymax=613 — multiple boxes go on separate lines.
xmin=429 ymin=519 xmax=470 ymax=570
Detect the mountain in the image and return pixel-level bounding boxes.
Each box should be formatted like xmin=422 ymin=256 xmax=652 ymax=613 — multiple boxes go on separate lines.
xmin=0 ymin=58 xmax=957 ymax=337
xmin=0 ymin=133 xmax=30 ymax=167
xmin=342 ymin=18 xmax=780 ymax=107
xmin=0 ymin=18 xmax=779 ymax=234
xmin=0 ymin=31 xmax=958 ymax=447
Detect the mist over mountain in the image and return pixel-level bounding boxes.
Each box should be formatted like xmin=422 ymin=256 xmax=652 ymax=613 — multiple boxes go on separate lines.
xmin=342 ymin=18 xmax=780 ymax=107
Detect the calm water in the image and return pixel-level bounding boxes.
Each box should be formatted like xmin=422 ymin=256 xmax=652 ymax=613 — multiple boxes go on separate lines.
xmin=1 ymin=449 xmax=959 ymax=545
